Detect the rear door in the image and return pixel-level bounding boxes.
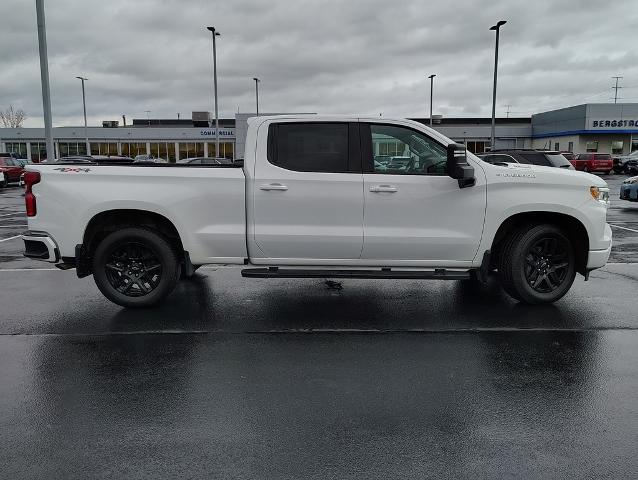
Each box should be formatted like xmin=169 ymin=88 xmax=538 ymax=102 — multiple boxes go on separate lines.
xmin=252 ymin=121 xmax=364 ymax=260
xmin=360 ymin=122 xmax=486 ymax=263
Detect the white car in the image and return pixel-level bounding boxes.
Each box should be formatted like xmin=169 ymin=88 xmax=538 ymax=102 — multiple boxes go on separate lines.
xmin=21 ymin=115 xmax=612 ymax=307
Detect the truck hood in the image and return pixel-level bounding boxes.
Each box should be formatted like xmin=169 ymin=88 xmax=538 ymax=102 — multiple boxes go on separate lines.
xmin=490 ymin=161 xmax=608 ymax=188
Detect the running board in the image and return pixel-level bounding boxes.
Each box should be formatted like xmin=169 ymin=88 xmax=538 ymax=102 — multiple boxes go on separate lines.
xmin=241 ymin=267 xmax=470 ymax=280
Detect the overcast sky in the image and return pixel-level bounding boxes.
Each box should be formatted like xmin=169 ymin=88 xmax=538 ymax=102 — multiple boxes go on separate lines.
xmin=2 ymin=0 xmax=638 ymax=127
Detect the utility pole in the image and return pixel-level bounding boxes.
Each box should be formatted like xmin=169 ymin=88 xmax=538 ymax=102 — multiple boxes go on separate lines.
xmin=612 ymin=76 xmax=623 ymax=104
xmin=207 ymin=26 xmax=221 ymax=157
xmin=145 ymin=110 xmax=151 ymax=127
xmin=505 ymin=104 xmax=511 ymax=118
xmin=489 ymin=20 xmax=507 ymax=150
xmin=253 ymin=77 xmax=260 ymax=116
xmin=428 ymin=74 xmax=435 ymax=126
xmin=35 ymin=0 xmax=55 ymax=161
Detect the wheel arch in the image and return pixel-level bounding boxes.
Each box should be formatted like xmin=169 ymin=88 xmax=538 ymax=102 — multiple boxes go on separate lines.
xmin=78 ymin=209 xmax=187 ymax=277
xmin=491 ymin=211 xmax=589 ymax=275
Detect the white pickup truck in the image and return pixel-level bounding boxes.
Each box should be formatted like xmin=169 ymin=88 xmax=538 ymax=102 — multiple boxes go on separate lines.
xmin=22 ymin=115 xmax=612 ymax=307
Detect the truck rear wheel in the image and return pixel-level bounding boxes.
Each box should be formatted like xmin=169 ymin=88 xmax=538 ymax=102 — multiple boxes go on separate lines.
xmin=92 ymin=227 xmax=181 ymax=308
xmin=497 ymin=224 xmax=576 ymax=304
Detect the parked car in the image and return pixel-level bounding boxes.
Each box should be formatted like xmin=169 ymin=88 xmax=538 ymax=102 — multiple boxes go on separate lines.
xmin=613 ymin=150 xmax=638 ymax=173
xmin=620 ymin=176 xmax=638 ymax=201
xmin=178 ymin=157 xmax=233 ymax=165
xmin=627 ymin=159 xmax=638 ymax=175
xmin=22 ymin=115 xmax=611 ymax=307
xmin=571 ymin=153 xmax=613 ymax=174
xmin=52 ymin=155 xmax=135 ymax=164
xmin=561 ymin=152 xmax=576 ymax=161
xmin=0 ymin=155 xmax=25 ymax=183
xmin=134 ymin=155 xmax=167 ymax=163
xmin=478 ymin=149 xmax=574 ymax=169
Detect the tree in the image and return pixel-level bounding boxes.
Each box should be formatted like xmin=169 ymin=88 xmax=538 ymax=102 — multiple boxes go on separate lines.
xmin=0 ymin=105 xmax=26 ymax=128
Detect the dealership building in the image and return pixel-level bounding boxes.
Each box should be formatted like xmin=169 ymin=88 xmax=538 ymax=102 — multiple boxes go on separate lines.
xmin=1 ymin=103 xmax=637 ymax=161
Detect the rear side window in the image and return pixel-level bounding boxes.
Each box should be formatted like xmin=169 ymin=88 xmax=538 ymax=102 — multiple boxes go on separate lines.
xmin=268 ymin=123 xmax=350 ymax=173
xmin=596 ymin=154 xmax=611 ymax=160
xmin=518 ymin=152 xmax=551 ymax=166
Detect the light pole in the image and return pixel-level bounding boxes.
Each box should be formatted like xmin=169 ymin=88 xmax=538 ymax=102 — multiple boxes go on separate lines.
xmin=489 ymin=20 xmax=506 ymax=151
xmin=428 ymin=74 xmax=435 ymax=126
xmin=253 ymin=77 xmax=260 ymax=116
xmin=207 ymin=26 xmax=221 ymax=157
xmin=35 ymin=0 xmax=54 ymax=161
xmin=76 ymin=76 xmax=89 ymax=154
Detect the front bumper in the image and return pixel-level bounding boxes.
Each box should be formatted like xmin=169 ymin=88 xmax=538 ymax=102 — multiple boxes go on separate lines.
xmin=586 ymin=224 xmax=612 ymax=270
xmin=22 ymin=231 xmax=59 ymax=263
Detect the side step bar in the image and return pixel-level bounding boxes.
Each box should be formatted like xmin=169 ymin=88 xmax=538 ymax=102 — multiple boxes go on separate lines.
xmin=241 ymin=267 xmax=470 ymax=280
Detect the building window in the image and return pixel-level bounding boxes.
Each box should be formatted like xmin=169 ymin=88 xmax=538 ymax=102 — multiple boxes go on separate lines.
xmin=150 ymin=142 xmax=177 ymax=162
xmin=207 ymin=142 xmax=234 ymax=159
xmin=30 ymin=142 xmax=47 ymax=162
xmin=122 ymin=142 xmax=147 ymax=157
xmin=611 ymin=141 xmax=624 ymax=154
xmin=554 ymin=142 xmax=559 ymax=151
xmin=5 ymin=142 xmax=28 ymax=158
xmin=568 ymin=141 xmax=574 ymax=152
xmin=585 ymin=141 xmax=599 ymax=152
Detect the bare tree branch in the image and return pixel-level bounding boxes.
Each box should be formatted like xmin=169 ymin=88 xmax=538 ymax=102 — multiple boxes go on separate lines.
xmin=0 ymin=105 xmax=27 ymax=128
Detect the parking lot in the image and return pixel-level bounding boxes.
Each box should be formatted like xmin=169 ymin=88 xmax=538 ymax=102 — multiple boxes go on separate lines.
xmin=1 ymin=174 xmax=638 ymax=479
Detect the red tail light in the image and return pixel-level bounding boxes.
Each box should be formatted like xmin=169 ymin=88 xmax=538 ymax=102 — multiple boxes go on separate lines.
xmin=24 ymin=171 xmax=41 ymax=217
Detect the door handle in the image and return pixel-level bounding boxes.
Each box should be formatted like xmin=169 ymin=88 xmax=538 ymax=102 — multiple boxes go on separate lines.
xmin=370 ymin=185 xmax=398 ymax=193
xmin=260 ymin=183 xmax=288 ymax=191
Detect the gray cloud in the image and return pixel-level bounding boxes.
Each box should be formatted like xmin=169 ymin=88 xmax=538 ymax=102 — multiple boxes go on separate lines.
xmin=1 ymin=0 xmax=637 ymax=127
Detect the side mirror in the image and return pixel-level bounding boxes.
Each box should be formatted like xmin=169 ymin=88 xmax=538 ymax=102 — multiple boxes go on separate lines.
xmin=446 ymin=143 xmax=475 ymax=188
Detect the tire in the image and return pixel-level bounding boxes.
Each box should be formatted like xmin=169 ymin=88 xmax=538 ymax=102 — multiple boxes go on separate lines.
xmin=92 ymin=227 xmax=181 ymax=308
xmin=605 ymin=170 xmax=612 ymax=175
xmin=583 ymin=166 xmax=589 ymax=173
xmin=497 ymin=224 xmax=576 ymax=304
xmin=0 ymin=179 xmax=6 ymax=188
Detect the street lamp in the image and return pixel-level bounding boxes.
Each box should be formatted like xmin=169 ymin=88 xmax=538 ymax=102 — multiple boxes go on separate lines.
xmin=489 ymin=20 xmax=506 ymax=150
xmin=75 ymin=76 xmax=89 ymax=154
xmin=428 ymin=74 xmax=436 ymax=126
xmin=253 ymin=77 xmax=260 ymax=116
xmin=207 ymin=26 xmax=221 ymax=157
xmin=35 ymin=0 xmax=54 ymax=161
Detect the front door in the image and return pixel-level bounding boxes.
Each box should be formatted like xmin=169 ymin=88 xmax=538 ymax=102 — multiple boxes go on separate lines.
xmin=361 ymin=122 xmax=486 ymax=263
xmin=252 ymin=121 xmax=364 ymax=261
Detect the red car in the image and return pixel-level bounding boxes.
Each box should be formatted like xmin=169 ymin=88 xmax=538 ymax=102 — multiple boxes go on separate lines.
xmin=0 ymin=154 xmax=25 ymax=184
xmin=571 ymin=153 xmax=613 ymax=174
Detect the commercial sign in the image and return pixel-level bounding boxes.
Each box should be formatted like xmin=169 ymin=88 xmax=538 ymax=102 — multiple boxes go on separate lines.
xmin=199 ymin=129 xmax=234 ymax=137
xmin=590 ymin=119 xmax=638 ymax=129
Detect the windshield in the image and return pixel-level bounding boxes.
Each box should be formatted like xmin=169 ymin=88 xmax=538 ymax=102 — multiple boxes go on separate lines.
xmin=545 ymin=153 xmax=573 ymax=168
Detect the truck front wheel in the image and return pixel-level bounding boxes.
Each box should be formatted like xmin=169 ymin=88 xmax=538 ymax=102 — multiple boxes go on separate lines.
xmin=92 ymin=227 xmax=181 ymax=308
xmin=497 ymin=224 xmax=576 ymax=304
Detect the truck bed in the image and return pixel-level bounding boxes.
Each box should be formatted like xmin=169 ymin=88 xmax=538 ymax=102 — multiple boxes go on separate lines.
xmin=26 ymin=163 xmax=248 ymax=265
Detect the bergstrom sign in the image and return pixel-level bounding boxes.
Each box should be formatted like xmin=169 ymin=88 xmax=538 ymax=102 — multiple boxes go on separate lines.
xmin=590 ymin=119 xmax=638 ymax=129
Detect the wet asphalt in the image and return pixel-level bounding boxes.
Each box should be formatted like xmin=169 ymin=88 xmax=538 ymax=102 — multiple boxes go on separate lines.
xmin=1 ymin=175 xmax=638 ymax=479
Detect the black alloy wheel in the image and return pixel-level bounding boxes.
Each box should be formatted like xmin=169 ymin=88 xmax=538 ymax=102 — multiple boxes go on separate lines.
xmin=498 ymin=224 xmax=576 ymax=304
xmin=524 ymin=236 xmax=570 ymax=293
xmin=104 ymin=242 xmax=162 ymax=296
xmin=92 ymin=227 xmax=181 ymax=307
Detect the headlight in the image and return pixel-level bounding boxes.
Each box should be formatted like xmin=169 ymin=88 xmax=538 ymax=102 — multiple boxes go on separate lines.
xmin=623 ymin=177 xmax=638 ymax=184
xmin=590 ymin=186 xmax=610 ymax=206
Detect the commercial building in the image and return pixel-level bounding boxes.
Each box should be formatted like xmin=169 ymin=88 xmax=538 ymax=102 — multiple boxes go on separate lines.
xmin=2 ymin=103 xmax=636 ymax=161
xmin=531 ymin=103 xmax=638 ymax=154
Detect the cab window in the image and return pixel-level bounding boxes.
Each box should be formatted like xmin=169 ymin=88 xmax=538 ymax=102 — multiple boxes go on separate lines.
xmin=367 ymin=124 xmax=447 ymax=175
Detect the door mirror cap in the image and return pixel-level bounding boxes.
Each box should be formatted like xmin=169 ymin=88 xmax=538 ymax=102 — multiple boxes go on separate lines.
xmin=446 ymin=143 xmax=475 ymax=188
